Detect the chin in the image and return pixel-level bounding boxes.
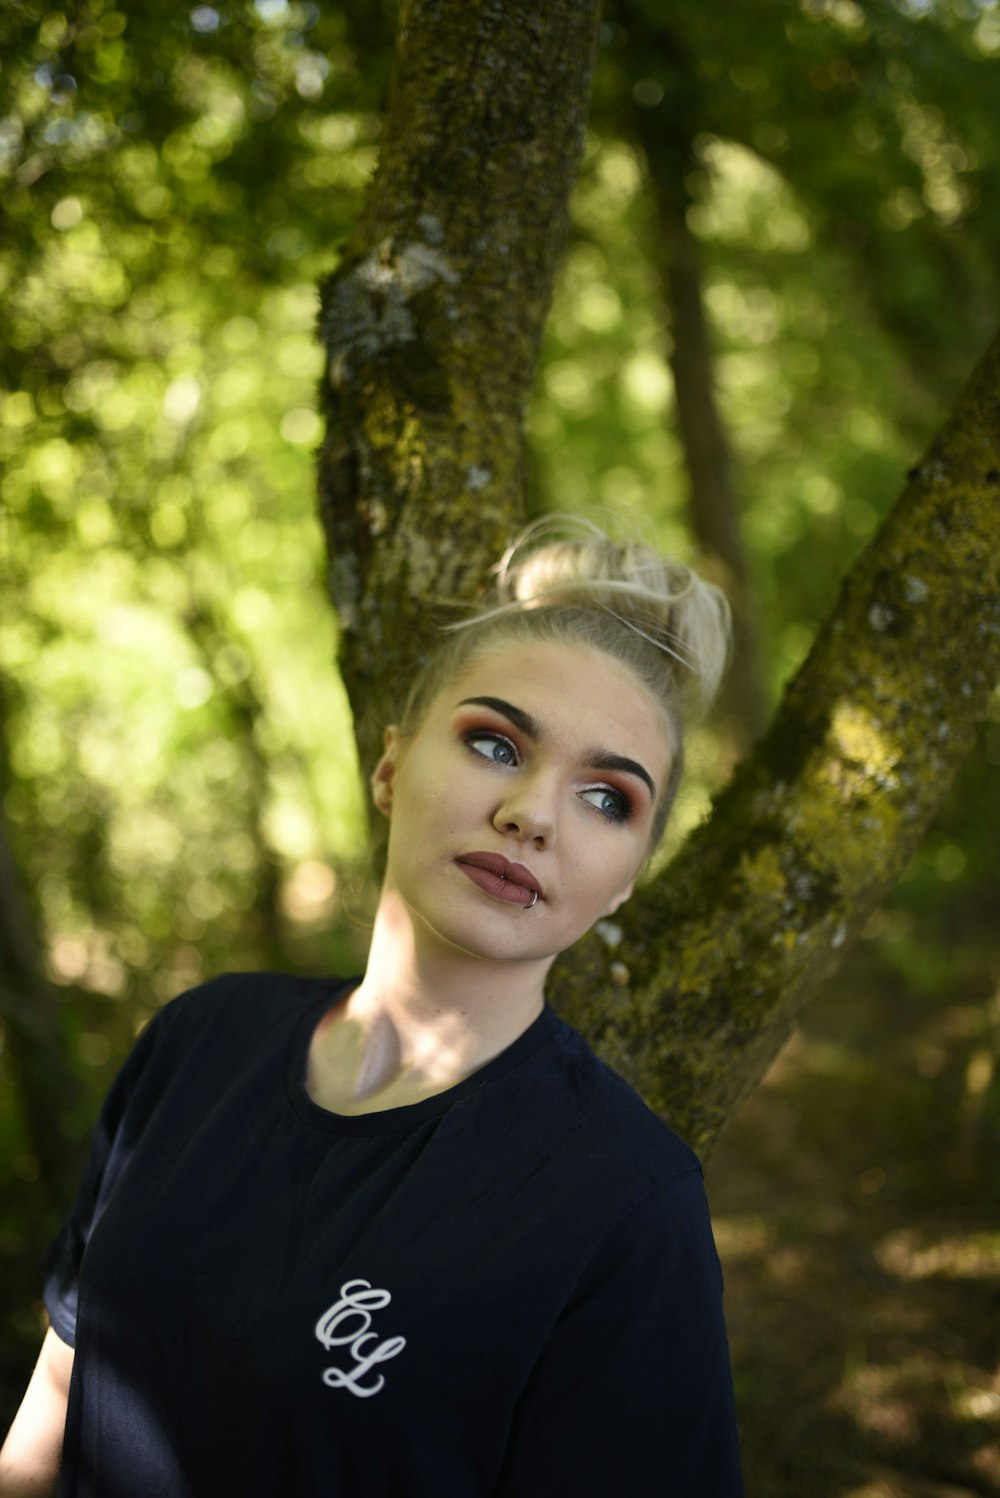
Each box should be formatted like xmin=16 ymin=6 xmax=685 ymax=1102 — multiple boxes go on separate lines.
xmin=409 ymin=907 xmax=553 ymax=965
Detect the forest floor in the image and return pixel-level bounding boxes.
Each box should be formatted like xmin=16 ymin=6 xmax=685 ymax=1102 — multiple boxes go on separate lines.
xmin=712 ymin=928 xmax=1000 ymax=1498
xmin=2 ymin=930 xmax=998 ymax=1494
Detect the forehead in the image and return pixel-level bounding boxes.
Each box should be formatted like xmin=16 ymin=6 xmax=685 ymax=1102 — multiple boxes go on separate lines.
xmin=436 ymin=639 xmax=671 ymax=768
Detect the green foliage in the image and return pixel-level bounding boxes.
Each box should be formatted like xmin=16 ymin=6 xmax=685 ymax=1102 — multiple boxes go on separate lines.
xmin=543 ymin=0 xmax=1000 ymax=683
xmin=1 ymin=0 xmax=998 ymax=1474
xmin=1 ymin=0 xmax=393 ymax=1016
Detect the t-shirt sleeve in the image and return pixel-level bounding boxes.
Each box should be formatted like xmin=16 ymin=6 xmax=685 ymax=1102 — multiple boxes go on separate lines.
xmin=494 ymin=1168 xmax=744 ymax=1498
xmin=41 ymin=1005 xmax=167 ymax=1349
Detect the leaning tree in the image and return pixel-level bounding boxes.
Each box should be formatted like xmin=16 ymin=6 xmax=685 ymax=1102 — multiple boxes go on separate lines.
xmin=315 ymin=0 xmax=1000 ymax=1157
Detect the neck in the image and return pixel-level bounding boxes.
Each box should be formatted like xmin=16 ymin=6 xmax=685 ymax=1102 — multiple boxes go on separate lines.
xmin=326 ymin=884 xmax=552 ymax=1103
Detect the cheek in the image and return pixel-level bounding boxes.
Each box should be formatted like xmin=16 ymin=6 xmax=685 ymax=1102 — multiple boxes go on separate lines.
xmin=393 ymin=756 xmax=471 ymax=838
xmin=560 ymin=849 xmax=619 ymax=909
xmin=585 ymin=845 xmax=642 ymax=904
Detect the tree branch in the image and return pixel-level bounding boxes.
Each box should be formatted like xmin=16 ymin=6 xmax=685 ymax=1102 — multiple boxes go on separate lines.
xmin=549 ymin=330 xmax=1000 ymax=1156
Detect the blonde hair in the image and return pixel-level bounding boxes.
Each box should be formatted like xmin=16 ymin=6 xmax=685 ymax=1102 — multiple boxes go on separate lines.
xmin=394 ymin=515 xmax=731 ymax=847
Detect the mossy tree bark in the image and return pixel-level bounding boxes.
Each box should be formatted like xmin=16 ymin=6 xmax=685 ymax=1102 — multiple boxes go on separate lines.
xmin=317 ymin=0 xmax=1000 ymax=1157
xmin=317 ymin=0 xmax=601 ymax=774
xmin=550 ymin=335 xmax=1000 ymax=1155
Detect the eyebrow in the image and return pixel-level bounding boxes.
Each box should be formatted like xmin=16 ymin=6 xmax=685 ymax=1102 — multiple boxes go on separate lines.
xmin=456 ymin=695 xmax=658 ymax=803
xmin=584 ymin=749 xmax=657 ymax=804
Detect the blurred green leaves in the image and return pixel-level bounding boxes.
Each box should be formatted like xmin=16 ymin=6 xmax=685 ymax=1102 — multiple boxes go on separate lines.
xmin=1 ymin=0 xmax=390 ymax=1006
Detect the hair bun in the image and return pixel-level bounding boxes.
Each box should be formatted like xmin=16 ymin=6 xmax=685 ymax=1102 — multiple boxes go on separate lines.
xmin=492 ymin=515 xmax=731 ymax=712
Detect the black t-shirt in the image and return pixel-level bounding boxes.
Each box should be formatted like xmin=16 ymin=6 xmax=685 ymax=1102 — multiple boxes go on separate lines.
xmin=44 ymin=972 xmax=744 ymax=1496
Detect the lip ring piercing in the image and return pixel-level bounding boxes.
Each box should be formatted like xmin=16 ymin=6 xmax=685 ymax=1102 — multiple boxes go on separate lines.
xmin=526 ymin=890 xmax=538 ymax=909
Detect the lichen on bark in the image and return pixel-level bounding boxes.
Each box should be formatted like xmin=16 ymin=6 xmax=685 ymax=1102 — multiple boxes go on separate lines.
xmin=316 ymin=0 xmax=602 ymax=772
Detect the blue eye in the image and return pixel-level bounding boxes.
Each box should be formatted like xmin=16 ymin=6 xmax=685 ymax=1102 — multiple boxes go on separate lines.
xmin=465 ymin=732 xmax=518 ymax=766
xmin=581 ymin=786 xmax=631 ymax=824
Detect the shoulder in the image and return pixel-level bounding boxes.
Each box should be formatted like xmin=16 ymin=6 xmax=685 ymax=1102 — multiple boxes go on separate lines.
xmin=538 ymin=1028 xmax=725 ymax=1302
xmin=513 ymin=1008 xmax=704 ymax=1222
xmin=158 ymin=969 xmax=347 ymax=1037
xmin=130 ymin=970 xmax=352 ymax=1084
xmin=89 ymin=971 xmax=352 ymax=1135
xmin=552 ymin=1010 xmax=700 ymax=1175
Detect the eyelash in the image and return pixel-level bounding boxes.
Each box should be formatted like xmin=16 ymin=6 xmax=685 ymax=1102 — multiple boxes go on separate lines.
xmin=462 ymin=730 xmax=635 ymax=826
xmin=464 ymin=730 xmax=519 ymax=767
xmin=582 ymin=785 xmax=634 ymax=826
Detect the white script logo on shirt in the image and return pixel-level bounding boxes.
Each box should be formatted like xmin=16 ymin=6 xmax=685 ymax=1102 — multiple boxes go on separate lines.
xmin=314 ymin=1278 xmax=407 ymax=1398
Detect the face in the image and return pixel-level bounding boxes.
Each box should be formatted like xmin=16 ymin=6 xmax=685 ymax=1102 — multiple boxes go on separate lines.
xmin=371 ymin=640 xmax=672 ymax=972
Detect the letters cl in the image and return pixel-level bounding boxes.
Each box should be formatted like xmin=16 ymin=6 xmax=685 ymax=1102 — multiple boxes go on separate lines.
xmin=315 ymin=1278 xmax=406 ymax=1398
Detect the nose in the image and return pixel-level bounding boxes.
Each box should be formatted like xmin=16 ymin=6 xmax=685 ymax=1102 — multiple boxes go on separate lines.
xmin=492 ymin=773 xmax=556 ymax=847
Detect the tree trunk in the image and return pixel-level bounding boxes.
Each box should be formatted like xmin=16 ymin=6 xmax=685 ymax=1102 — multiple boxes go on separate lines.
xmin=622 ymin=50 xmax=767 ymax=747
xmin=549 ymin=331 xmax=1000 ymax=1156
xmin=317 ymin=0 xmax=602 ymax=775
xmin=653 ymin=191 xmax=768 ymax=745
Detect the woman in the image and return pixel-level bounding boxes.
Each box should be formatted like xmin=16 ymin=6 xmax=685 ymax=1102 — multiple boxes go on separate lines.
xmin=1 ymin=517 xmax=744 ymax=1496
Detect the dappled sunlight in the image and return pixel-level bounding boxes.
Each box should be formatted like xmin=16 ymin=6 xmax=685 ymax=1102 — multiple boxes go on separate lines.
xmin=620 ymin=351 xmax=672 ymax=413
xmin=830 ymin=1348 xmax=1000 ymax=1481
xmin=875 ymin=1228 xmax=1000 ymax=1282
xmin=687 ymin=139 xmax=813 ymax=253
xmin=711 ymin=917 xmax=999 ymax=1495
xmin=827 ymin=700 xmax=903 ymax=800
xmin=831 ymin=1360 xmax=924 ymax=1444
xmin=279 ymin=859 xmax=338 ymax=927
xmin=48 ymin=931 xmax=127 ymax=999
xmin=4 ymin=219 xmax=367 ymax=987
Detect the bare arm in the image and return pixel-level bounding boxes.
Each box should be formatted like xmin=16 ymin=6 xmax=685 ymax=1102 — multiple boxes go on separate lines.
xmin=0 ymin=1327 xmax=74 ymax=1498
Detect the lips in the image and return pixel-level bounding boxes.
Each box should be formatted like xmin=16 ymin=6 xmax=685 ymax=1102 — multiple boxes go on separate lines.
xmin=455 ymin=851 xmax=543 ymax=907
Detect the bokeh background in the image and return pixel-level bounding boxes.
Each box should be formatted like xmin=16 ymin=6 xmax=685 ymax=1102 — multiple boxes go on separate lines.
xmin=2 ymin=1 xmax=998 ymax=1491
